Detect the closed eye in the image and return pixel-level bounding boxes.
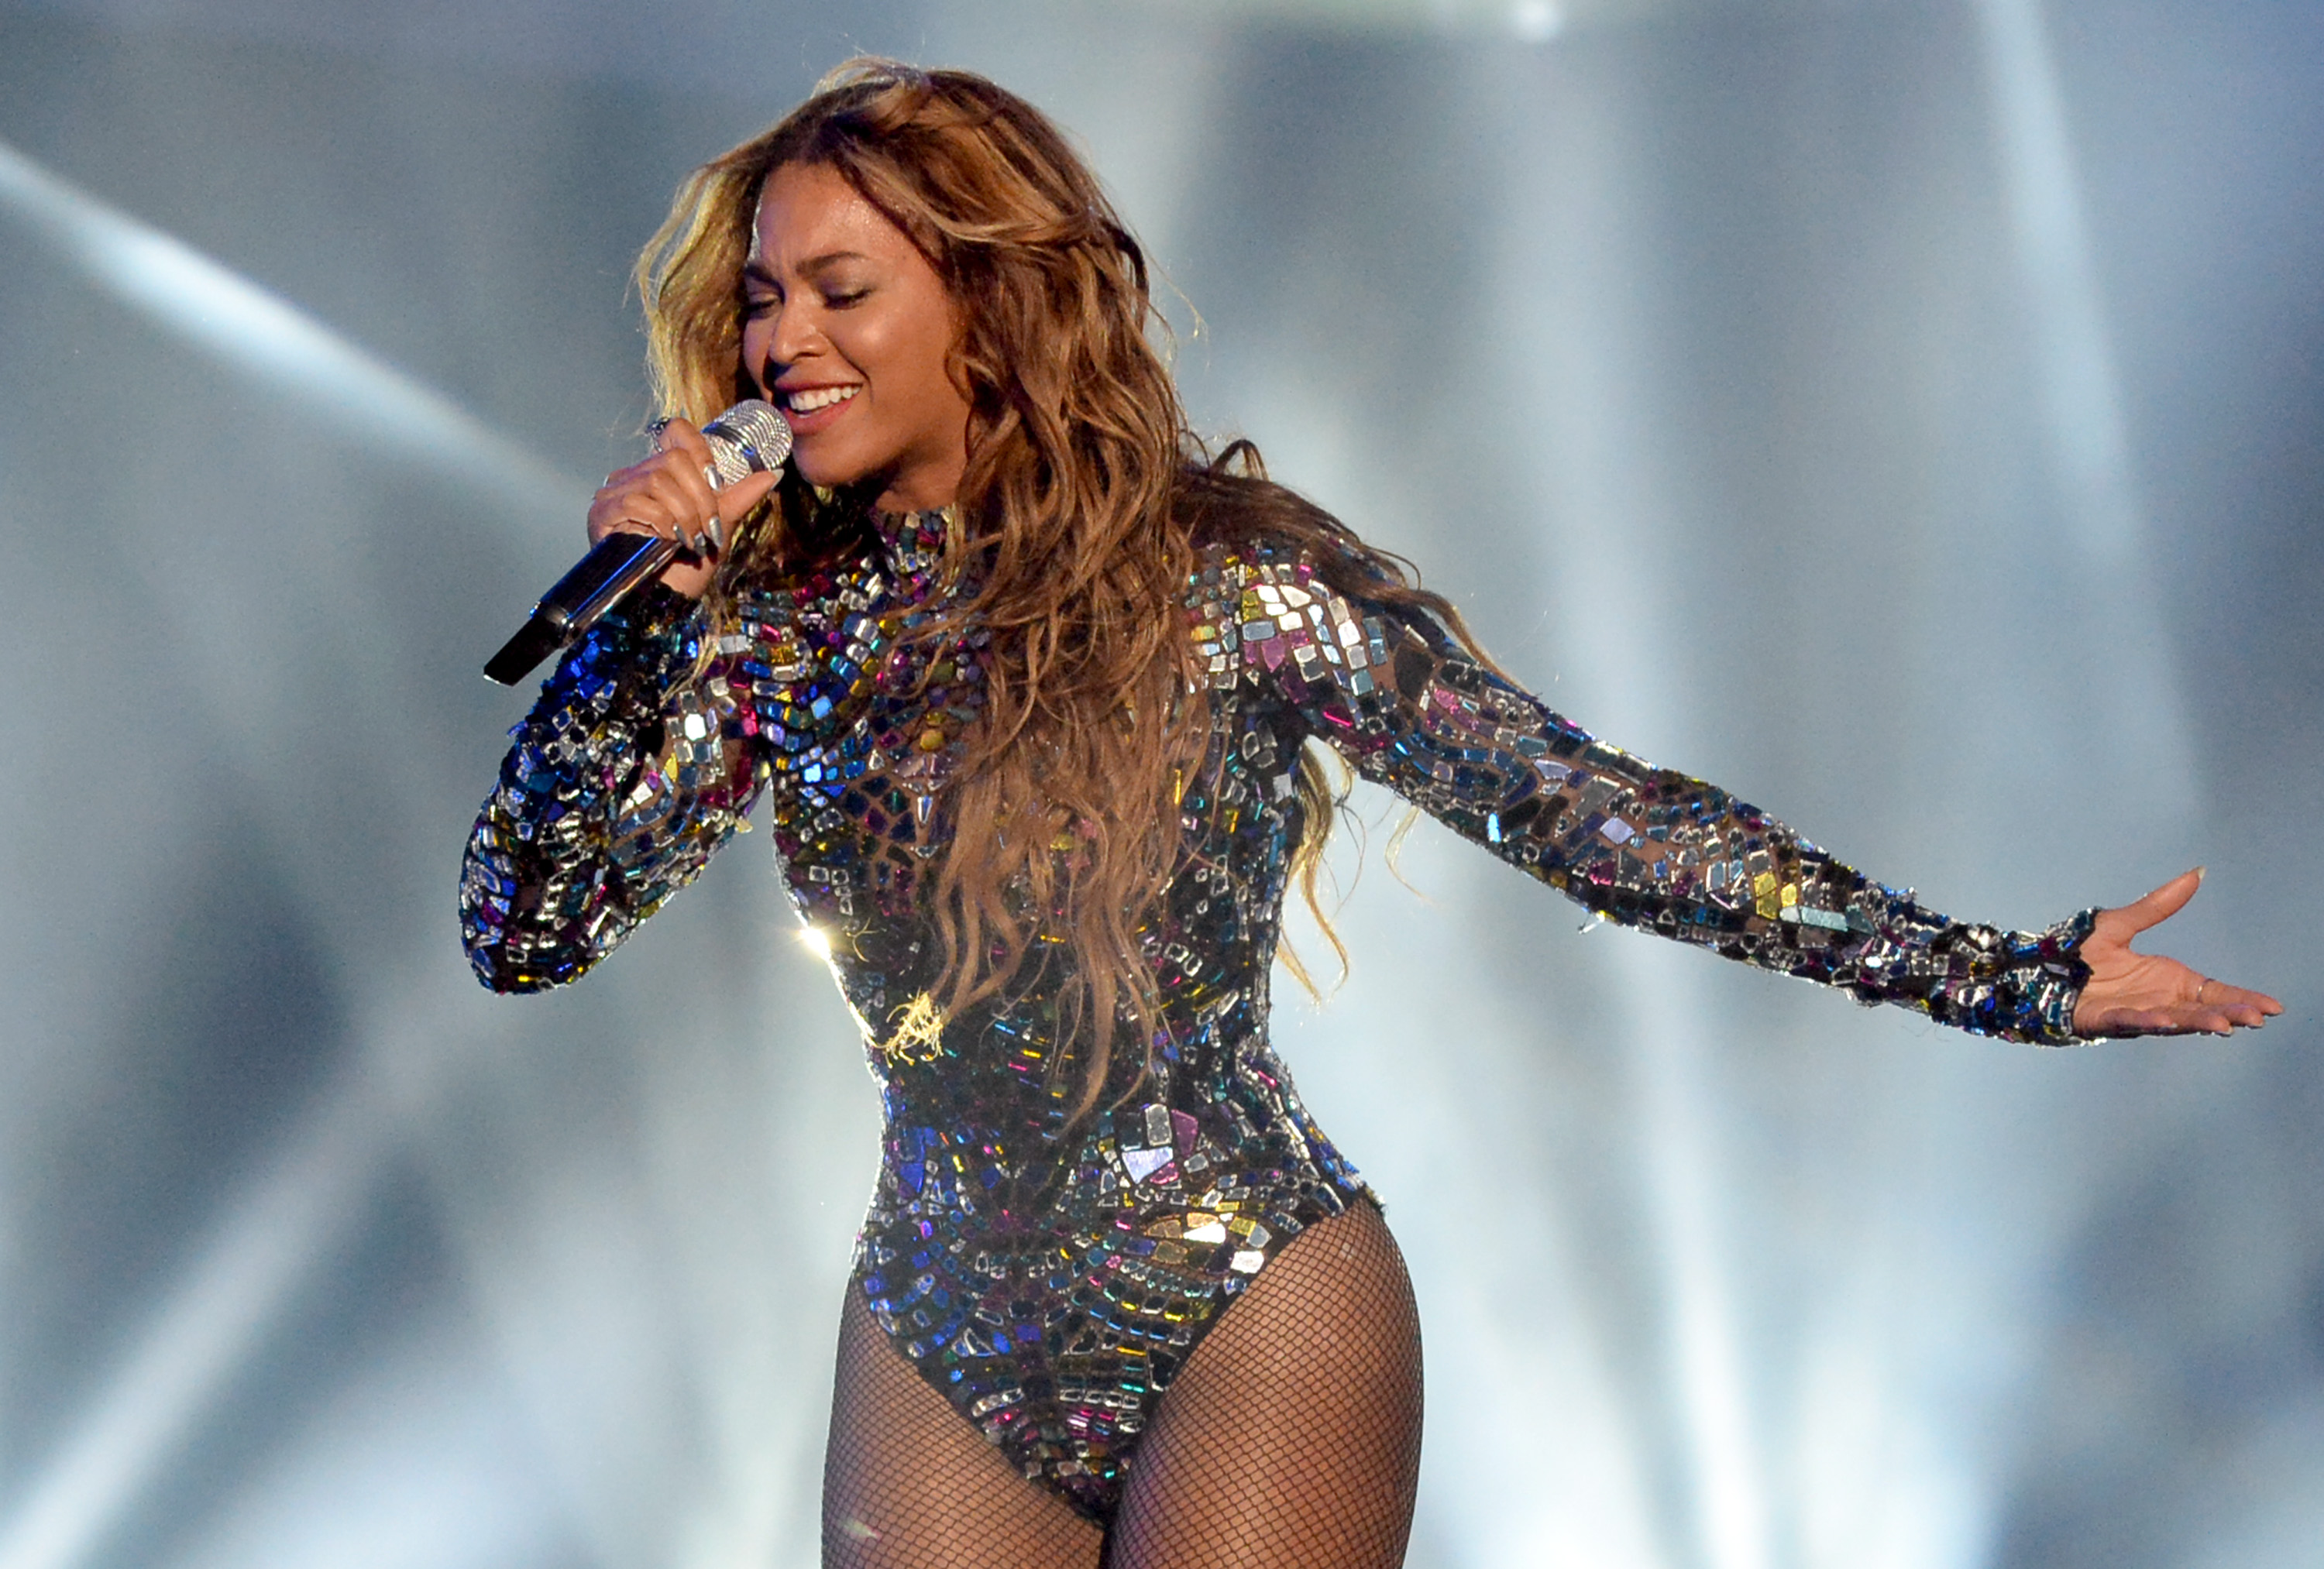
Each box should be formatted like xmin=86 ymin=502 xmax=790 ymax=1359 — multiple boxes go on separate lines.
xmin=741 ymin=262 xmax=783 ymax=317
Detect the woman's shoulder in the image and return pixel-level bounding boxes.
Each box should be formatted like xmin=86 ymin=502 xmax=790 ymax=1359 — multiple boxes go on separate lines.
xmin=1183 ymin=532 xmax=1321 ymax=618
xmin=1174 ymin=464 xmax=1404 ymax=606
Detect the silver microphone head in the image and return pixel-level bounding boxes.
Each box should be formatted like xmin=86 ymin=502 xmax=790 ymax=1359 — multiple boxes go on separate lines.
xmin=700 ymin=399 xmax=793 ymax=486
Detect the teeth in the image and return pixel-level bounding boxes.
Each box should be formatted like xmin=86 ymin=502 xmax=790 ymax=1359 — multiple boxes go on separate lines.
xmin=787 ymin=385 xmax=861 ymax=413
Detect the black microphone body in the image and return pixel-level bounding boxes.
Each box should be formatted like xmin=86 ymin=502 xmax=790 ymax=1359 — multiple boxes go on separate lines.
xmin=484 ymin=400 xmax=791 ymax=686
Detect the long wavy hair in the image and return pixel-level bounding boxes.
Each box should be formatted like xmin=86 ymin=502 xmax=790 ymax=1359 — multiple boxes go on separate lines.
xmin=633 ymin=60 xmax=1490 ymax=1121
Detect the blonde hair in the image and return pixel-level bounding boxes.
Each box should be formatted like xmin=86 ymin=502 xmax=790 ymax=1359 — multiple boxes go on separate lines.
xmin=634 ymin=60 xmax=1488 ymax=1120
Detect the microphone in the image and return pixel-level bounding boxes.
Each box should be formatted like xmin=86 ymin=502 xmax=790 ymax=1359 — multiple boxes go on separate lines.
xmin=483 ymin=400 xmax=792 ymax=686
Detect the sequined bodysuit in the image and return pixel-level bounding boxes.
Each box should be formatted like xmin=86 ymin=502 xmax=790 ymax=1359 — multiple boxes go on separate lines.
xmin=460 ymin=506 xmax=2092 ymax=1520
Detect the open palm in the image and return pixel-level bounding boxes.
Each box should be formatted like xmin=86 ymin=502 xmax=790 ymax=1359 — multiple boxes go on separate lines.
xmin=2071 ymin=868 xmax=2284 ymax=1038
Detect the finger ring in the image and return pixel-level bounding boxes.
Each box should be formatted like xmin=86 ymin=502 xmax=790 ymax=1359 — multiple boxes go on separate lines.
xmin=647 ymin=417 xmax=673 ymax=447
xmin=2196 ymin=979 xmax=2214 ymax=1003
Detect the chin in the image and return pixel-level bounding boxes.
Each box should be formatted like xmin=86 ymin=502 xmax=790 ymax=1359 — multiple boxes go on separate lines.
xmin=788 ymin=449 xmax=868 ymax=494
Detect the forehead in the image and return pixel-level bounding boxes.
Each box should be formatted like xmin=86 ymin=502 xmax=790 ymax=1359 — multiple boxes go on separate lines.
xmin=749 ymin=163 xmax=917 ymax=271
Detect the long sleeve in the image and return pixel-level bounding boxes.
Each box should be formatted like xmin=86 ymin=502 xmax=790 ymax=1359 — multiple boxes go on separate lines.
xmin=460 ymin=585 xmax=763 ymax=993
xmin=1186 ymin=540 xmax=2092 ymax=1045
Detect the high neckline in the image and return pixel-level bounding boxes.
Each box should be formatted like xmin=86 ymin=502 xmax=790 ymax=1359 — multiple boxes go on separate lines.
xmin=868 ymin=504 xmax=954 ymax=576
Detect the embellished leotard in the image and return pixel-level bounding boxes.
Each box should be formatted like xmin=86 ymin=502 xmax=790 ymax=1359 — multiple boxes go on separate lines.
xmin=460 ymin=505 xmax=2091 ymax=1519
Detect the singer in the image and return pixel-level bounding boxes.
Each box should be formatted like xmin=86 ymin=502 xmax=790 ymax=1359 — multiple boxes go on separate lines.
xmin=459 ymin=60 xmax=2279 ymax=1569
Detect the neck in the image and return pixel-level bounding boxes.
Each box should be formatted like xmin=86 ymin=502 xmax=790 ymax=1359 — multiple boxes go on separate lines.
xmin=867 ymin=500 xmax=954 ymax=560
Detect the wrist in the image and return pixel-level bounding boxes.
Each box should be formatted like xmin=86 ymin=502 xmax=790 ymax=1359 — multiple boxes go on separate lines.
xmin=657 ymin=555 xmax=715 ymax=599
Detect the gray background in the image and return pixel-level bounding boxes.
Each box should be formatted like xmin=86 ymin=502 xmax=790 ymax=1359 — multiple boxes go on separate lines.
xmin=0 ymin=1 xmax=2318 ymax=1565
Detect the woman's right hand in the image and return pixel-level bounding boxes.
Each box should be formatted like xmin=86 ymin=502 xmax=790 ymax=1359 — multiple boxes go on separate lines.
xmin=586 ymin=417 xmax=782 ymax=599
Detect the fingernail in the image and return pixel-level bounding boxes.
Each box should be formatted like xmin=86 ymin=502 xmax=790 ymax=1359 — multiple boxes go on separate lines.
xmin=2195 ymin=865 xmax=2207 ymax=882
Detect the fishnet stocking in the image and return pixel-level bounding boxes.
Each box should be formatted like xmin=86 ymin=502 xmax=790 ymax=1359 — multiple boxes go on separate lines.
xmin=820 ymin=1200 xmax=1422 ymax=1567
xmin=824 ymin=1289 xmax=1105 ymax=1568
xmin=1105 ymin=1198 xmax=1424 ymax=1568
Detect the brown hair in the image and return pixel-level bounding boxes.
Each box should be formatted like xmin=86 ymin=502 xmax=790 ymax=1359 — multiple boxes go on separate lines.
xmin=634 ymin=60 xmax=1488 ymax=1120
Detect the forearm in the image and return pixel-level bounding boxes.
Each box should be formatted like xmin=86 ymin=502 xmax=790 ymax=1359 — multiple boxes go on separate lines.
xmin=1190 ymin=537 xmax=2092 ymax=1044
xmin=1382 ymin=680 xmax=2093 ymax=1043
xmin=461 ymin=585 xmax=740 ymax=992
xmin=1454 ymin=722 xmax=2095 ymax=1043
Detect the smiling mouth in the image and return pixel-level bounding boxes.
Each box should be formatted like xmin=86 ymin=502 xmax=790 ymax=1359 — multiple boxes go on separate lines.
xmin=784 ymin=385 xmax=861 ymax=414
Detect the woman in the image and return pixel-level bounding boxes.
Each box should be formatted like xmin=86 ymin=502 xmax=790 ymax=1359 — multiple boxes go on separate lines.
xmin=459 ymin=60 xmax=2280 ymax=1569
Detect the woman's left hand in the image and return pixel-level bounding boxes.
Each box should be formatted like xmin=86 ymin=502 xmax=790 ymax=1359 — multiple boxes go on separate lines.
xmin=2071 ymin=868 xmax=2284 ymax=1037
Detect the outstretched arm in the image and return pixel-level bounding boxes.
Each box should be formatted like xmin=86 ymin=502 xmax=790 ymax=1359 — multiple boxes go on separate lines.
xmin=1189 ymin=539 xmax=2277 ymax=1043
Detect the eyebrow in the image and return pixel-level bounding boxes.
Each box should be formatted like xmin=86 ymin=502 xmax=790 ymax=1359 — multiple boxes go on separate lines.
xmin=743 ymin=249 xmax=874 ymax=284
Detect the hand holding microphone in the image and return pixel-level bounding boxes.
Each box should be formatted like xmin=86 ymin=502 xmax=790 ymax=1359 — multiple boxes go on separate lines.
xmin=590 ymin=413 xmax=782 ymax=596
xmin=485 ymin=400 xmax=790 ymax=685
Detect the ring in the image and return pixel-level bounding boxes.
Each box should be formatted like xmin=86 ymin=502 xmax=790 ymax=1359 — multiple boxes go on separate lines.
xmin=2196 ymin=979 xmax=2214 ymax=1004
xmin=647 ymin=417 xmax=673 ymax=447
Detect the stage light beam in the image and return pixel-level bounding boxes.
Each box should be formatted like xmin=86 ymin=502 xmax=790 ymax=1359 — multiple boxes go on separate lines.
xmin=0 ymin=138 xmax=590 ymax=530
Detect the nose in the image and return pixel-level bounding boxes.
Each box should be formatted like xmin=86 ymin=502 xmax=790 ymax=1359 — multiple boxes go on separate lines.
xmin=764 ymin=297 xmax=823 ymax=377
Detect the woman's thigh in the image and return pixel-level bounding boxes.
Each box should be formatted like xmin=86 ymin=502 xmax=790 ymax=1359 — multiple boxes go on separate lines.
xmin=1105 ymin=1198 xmax=1425 ymax=1569
xmin=823 ymin=1288 xmax=1104 ymax=1569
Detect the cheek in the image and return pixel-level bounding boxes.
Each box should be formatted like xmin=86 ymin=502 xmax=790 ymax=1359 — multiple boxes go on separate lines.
xmin=858 ymin=321 xmax=957 ymax=418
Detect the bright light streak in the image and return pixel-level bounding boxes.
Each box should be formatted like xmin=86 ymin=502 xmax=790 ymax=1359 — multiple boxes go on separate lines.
xmin=0 ymin=139 xmax=703 ymax=1569
xmin=0 ymin=139 xmax=589 ymax=529
xmin=1511 ymin=0 xmax=1566 ymax=42
xmin=0 ymin=1074 xmax=395 ymax=1569
xmin=1624 ymin=958 xmax=1772 ymax=1569
xmin=1970 ymin=0 xmax=2195 ymax=816
xmin=1961 ymin=0 xmax=2138 ymax=567
xmin=1968 ymin=0 xmax=2134 ymax=567
xmin=1477 ymin=71 xmax=1774 ymax=1561
xmin=0 ymin=144 xmax=610 ymax=1553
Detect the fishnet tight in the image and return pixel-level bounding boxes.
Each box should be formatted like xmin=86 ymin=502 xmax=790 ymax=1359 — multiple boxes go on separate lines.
xmin=821 ymin=1199 xmax=1424 ymax=1567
